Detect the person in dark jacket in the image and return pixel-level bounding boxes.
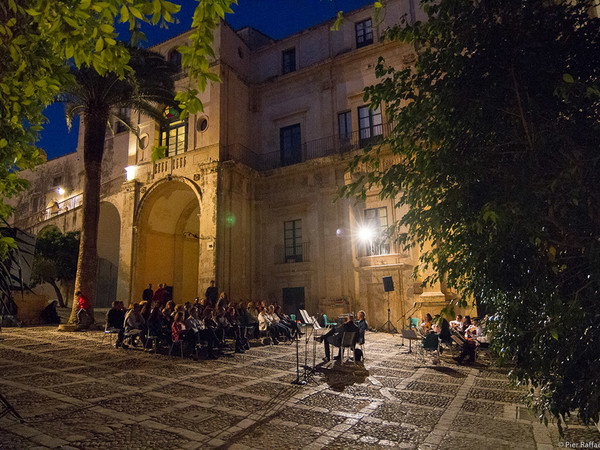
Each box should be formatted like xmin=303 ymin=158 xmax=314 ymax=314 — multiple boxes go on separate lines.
xmin=142 ymin=283 xmax=153 ymax=303
xmin=317 ymin=314 xmax=359 ymax=362
xmin=106 ymin=301 xmax=127 ymax=348
xmin=41 ymin=300 xmax=61 ymax=324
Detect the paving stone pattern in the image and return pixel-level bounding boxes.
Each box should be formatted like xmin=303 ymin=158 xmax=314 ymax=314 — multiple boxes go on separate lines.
xmin=0 ymin=326 xmax=598 ymax=449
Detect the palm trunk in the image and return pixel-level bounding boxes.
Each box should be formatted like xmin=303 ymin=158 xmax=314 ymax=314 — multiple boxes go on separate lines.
xmin=67 ymin=109 xmax=108 ymax=325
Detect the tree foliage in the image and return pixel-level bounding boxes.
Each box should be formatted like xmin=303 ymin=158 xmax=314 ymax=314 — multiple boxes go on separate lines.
xmin=343 ymin=0 xmax=600 ymax=426
xmin=31 ymin=228 xmax=80 ymax=307
xmin=0 ymin=0 xmax=237 ymax=257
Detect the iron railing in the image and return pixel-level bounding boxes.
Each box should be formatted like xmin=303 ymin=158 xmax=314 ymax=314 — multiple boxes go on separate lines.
xmin=12 ymin=175 xmax=125 ymax=230
xmin=222 ymin=123 xmax=392 ymax=171
xmin=274 ymin=241 xmax=310 ymax=264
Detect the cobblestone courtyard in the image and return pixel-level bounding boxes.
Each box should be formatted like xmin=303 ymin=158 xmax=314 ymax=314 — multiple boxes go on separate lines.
xmin=0 ymin=327 xmax=598 ymax=449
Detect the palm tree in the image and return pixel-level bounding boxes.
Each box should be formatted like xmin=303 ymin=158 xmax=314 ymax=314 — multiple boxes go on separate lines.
xmin=63 ymin=47 xmax=177 ymax=326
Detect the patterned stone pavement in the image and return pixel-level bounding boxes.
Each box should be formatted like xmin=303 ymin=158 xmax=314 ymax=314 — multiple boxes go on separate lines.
xmin=0 ymin=327 xmax=598 ymax=449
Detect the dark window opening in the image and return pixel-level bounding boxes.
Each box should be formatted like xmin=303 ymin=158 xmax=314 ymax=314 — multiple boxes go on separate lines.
xmin=358 ymin=104 xmax=383 ymax=147
xmin=280 ymin=123 xmax=302 ymax=166
xmin=282 ymin=48 xmax=296 ymax=74
xmin=356 ymin=18 xmax=373 ymax=48
xmin=284 ymin=219 xmax=303 ymax=262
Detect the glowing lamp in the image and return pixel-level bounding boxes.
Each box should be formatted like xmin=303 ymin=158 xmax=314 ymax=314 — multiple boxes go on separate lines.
xmin=125 ymin=165 xmax=137 ymax=181
xmin=358 ymin=225 xmax=375 ymax=242
xmin=57 ymin=187 xmax=65 ymax=195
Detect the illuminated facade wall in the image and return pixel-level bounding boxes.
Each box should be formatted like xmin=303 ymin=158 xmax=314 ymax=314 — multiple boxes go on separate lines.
xmin=10 ymin=0 xmax=459 ymax=327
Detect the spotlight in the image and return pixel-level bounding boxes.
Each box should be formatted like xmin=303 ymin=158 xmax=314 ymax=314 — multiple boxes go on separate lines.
xmin=336 ymin=228 xmax=344 ymax=237
xmin=57 ymin=187 xmax=65 ymax=195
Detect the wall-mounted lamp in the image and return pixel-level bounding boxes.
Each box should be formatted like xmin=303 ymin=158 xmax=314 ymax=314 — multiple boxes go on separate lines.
xmin=125 ymin=165 xmax=137 ymax=181
xmin=57 ymin=187 xmax=65 ymax=195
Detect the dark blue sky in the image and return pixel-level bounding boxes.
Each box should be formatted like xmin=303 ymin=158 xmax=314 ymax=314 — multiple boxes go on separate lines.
xmin=39 ymin=0 xmax=373 ymax=160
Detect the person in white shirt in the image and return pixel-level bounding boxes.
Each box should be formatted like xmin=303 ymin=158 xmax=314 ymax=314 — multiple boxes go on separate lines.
xmin=449 ymin=314 xmax=463 ymax=332
xmin=258 ymin=306 xmax=279 ymax=344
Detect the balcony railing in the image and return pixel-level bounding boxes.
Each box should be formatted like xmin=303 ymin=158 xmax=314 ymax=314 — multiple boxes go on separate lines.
xmin=274 ymin=242 xmax=310 ymax=264
xmin=223 ymin=123 xmax=392 ymax=172
xmin=357 ymin=239 xmax=403 ymax=258
xmin=153 ymin=154 xmax=187 ymax=178
xmin=11 ymin=175 xmax=125 ymax=230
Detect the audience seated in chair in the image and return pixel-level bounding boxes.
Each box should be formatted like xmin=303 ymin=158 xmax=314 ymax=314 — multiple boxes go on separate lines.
xmin=124 ymin=302 xmax=146 ymax=347
xmin=317 ymin=314 xmax=359 ymax=362
xmin=106 ymin=301 xmax=127 ymax=348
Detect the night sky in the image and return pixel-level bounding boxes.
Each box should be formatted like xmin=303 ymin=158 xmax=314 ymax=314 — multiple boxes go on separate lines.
xmin=39 ymin=0 xmax=373 ymax=161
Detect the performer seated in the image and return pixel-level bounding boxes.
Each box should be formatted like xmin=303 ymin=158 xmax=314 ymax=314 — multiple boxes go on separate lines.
xmin=316 ymin=314 xmax=359 ymax=362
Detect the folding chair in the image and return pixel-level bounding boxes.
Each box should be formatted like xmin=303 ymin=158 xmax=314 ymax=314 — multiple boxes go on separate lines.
xmin=340 ymin=331 xmax=357 ymax=362
xmin=169 ymin=339 xmax=185 ymax=358
xmin=101 ymin=324 xmax=120 ymax=346
xmin=323 ymin=314 xmax=337 ymax=328
xmin=421 ymin=332 xmax=440 ymax=362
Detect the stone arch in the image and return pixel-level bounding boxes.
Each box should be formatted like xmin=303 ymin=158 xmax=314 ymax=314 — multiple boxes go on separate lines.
xmin=132 ymin=178 xmax=201 ymax=304
xmin=37 ymin=224 xmax=62 ymax=237
xmin=95 ymin=201 xmax=121 ymax=308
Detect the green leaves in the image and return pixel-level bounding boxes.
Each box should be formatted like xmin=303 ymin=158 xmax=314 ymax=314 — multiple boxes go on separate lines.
xmin=343 ymin=0 xmax=600 ymax=428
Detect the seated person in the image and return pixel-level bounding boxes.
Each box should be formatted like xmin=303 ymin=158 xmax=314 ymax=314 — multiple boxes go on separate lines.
xmin=124 ymin=302 xmax=146 ymax=346
xmin=466 ymin=318 xmax=489 ymax=348
xmin=421 ymin=313 xmax=433 ymax=331
xmin=185 ymin=307 xmax=217 ymax=358
xmin=274 ymin=305 xmax=302 ymax=337
xmin=161 ymin=301 xmax=175 ymax=329
xmin=41 ymin=300 xmax=61 ymax=325
xmin=436 ymin=318 xmax=452 ymax=352
xmin=147 ymin=304 xmax=169 ymax=344
xmin=258 ymin=306 xmax=279 ymax=344
xmin=317 ymin=314 xmax=359 ymax=362
xmin=356 ymin=310 xmax=368 ymax=345
xmin=76 ymin=291 xmax=92 ymax=326
xmin=171 ymin=312 xmax=188 ymax=352
xmin=245 ymin=302 xmax=260 ymax=339
xmin=203 ymin=308 xmax=225 ymax=347
xmin=106 ymin=301 xmax=127 ymax=348
xmin=268 ymin=305 xmax=292 ymax=340
xmin=449 ymin=314 xmax=463 ymax=332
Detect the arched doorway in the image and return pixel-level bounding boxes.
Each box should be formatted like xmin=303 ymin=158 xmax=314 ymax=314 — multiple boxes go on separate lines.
xmin=133 ymin=180 xmax=200 ymax=304
xmin=95 ymin=202 xmax=121 ymax=308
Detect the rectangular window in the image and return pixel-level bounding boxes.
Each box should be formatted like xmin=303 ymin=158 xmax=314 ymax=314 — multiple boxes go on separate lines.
xmin=363 ymin=207 xmax=390 ymax=256
xmin=358 ymin=104 xmax=383 ymax=147
xmin=280 ymin=124 xmax=302 ymax=166
xmin=284 ymin=219 xmax=303 ymax=263
xmin=160 ymin=122 xmax=188 ymax=157
xmin=282 ymin=48 xmax=296 ymax=74
xmin=116 ymin=108 xmax=128 ymax=134
xmin=338 ymin=111 xmax=352 ymax=140
xmin=52 ymin=175 xmax=62 ymax=187
xmin=31 ymin=196 xmax=40 ymax=213
xmin=356 ymin=18 xmax=373 ymax=48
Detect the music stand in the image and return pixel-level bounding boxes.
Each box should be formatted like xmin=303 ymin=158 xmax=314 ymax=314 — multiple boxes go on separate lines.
xmin=401 ymin=328 xmax=419 ymax=354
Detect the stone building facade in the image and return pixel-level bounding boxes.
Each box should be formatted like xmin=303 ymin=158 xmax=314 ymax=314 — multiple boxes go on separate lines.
xmin=10 ymin=0 xmax=462 ymax=328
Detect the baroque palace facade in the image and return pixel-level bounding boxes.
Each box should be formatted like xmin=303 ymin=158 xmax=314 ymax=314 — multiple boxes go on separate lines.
xmin=10 ymin=0 xmax=457 ymax=328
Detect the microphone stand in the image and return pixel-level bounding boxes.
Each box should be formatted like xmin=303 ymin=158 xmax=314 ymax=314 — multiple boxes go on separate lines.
xmin=397 ymin=303 xmax=417 ymax=346
xmin=291 ymin=329 xmax=305 ymax=385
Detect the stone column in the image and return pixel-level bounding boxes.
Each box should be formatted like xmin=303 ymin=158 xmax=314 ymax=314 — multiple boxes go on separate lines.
xmin=118 ymin=180 xmax=138 ymax=304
